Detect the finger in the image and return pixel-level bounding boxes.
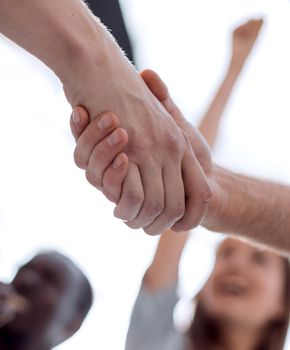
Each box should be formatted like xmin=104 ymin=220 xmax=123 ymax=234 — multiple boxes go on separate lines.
xmin=143 ymin=165 xmax=185 ymax=235
xmin=141 ymin=69 xmax=183 ymax=124
xmin=85 ymin=128 xmax=128 ymax=190
xmin=250 ymin=18 xmax=264 ymax=26
xmin=103 ymin=153 xmax=129 ymax=203
xmin=114 ymin=162 xmax=144 ymax=221
xmin=172 ymin=151 xmax=212 ymax=232
xmin=70 ymin=106 xmax=90 ymax=142
xmin=254 ymin=18 xmax=264 ymax=31
xmin=74 ymin=112 xmax=121 ymax=169
xmin=141 ymin=69 xmax=169 ymax=106
xmin=125 ymin=163 xmax=164 ymax=229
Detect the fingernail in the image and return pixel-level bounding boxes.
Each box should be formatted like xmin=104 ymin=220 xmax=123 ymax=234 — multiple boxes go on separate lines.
xmin=108 ymin=130 xmax=122 ymax=146
xmin=112 ymin=154 xmax=124 ymax=169
xmin=97 ymin=113 xmax=113 ymax=129
xmin=72 ymin=109 xmax=81 ymax=124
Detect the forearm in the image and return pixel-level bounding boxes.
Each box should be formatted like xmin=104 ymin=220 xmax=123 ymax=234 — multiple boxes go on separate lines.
xmin=0 ymin=0 xmax=129 ymax=105
xmin=204 ymin=165 xmax=290 ymax=254
xmin=144 ymin=230 xmax=190 ymax=292
xmin=198 ymin=61 xmax=243 ymax=148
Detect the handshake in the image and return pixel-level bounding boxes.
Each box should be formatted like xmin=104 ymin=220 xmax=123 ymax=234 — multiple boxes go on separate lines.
xmin=70 ymin=70 xmax=219 ymax=236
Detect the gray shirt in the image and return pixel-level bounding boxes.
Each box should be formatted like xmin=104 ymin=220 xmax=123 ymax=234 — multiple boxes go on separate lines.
xmin=125 ymin=283 xmax=187 ymax=350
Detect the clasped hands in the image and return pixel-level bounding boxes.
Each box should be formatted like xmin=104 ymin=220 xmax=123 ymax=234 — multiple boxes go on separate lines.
xmin=70 ymin=70 xmax=214 ymax=235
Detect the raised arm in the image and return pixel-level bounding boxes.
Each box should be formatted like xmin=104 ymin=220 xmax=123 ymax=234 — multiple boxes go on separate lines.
xmin=199 ymin=19 xmax=263 ymax=148
xmin=143 ymin=230 xmax=190 ymax=292
xmin=140 ymin=17 xmax=267 ymax=289
xmin=0 ymin=0 xmax=211 ymax=235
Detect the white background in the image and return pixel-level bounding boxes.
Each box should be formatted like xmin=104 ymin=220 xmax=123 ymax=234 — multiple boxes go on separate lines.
xmin=0 ymin=0 xmax=290 ymax=349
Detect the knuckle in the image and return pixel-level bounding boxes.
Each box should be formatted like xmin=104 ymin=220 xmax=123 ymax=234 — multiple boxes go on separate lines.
xmin=103 ymin=188 xmax=117 ymax=203
xmin=144 ymin=226 xmax=159 ymax=236
xmin=143 ymin=199 xmax=163 ymax=218
xmin=178 ymin=218 xmax=198 ymax=231
xmin=172 ymin=222 xmax=188 ymax=232
xmin=124 ymin=189 xmax=144 ymax=207
xmin=166 ymin=203 xmax=185 ymax=221
xmin=73 ymin=150 xmax=86 ymax=169
xmin=103 ymin=174 xmax=116 ymax=190
xmin=85 ymin=169 xmax=102 ymax=189
xmin=126 ymin=221 xmax=142 ymax=230
xmin=199 ymin=182 xmax=213 ymax=204
xmin=165 ymin=132 xmax=181 ymax=156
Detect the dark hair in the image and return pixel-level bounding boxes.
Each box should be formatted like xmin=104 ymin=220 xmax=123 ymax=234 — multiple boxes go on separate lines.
xmin=76 ymin=273 xmax=94 ymax=321
xmin=186 ymin=257 xmax=290 ymax=350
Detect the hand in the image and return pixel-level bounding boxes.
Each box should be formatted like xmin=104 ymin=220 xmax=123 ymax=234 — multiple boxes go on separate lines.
xmin=0 ymin=283 xmax=19 ymax=327
xmin=70 ymin=69 xmax=213 ymax=234
xmin=231 ymin=18 xmax=264 ymax=67
xmin=65 ymin=34 xmax=213 ymax=234
xmin=140 ymin=70 xmax=213 ymax=178
xmin=70 ymin=109 xmax=129 ymax=203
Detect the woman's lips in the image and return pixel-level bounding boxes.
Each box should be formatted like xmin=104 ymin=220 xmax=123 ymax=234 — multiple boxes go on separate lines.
xmin=216 ymin=275 xmax=250 ymax=297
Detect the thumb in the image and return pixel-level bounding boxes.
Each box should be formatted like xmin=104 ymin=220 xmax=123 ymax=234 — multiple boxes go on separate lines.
xmin=140 ymin=69 xmax=185 ymax=126
xmin=70 ymin=106 xmax=90 ymax=142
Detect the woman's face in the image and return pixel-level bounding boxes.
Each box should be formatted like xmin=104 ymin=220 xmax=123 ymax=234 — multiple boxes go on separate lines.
xmin=198 ymin=238 xmax=286 ymax=329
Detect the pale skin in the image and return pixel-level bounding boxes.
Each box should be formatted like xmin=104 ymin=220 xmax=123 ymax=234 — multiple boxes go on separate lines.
xmin=199 ymin=19 xmax=263 ymax=148
xmin=70 ymin=18 xmax=290 ymax=253
xmin=142 ymin=18 xmax=266 ymax=295
xmin=0 ymin=0 xmax=211 ymax=235
xmin=71 ymin=21 xmax=289 ymax=350
xmin=125 ymin=238 xmax=287 ymax=350
xmin=71 ymin=19 xmax=289 ymax=349
xmin=196 ymin=239 xmax=286 ymax=350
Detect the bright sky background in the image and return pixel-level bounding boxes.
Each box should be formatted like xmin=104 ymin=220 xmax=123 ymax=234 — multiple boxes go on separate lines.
xmin=0 ymin=0 xmax=290 ymax=349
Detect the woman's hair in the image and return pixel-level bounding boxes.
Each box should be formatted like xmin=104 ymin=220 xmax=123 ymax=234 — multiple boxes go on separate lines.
xmin=186 ymin=257 xmax=290 ymax=350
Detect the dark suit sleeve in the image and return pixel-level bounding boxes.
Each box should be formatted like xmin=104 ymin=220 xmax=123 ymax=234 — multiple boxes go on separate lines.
xmin=86 ymin=0 xmax=135 ymax=64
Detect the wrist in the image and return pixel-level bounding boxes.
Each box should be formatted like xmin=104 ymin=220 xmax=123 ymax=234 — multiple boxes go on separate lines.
xmin=61 ymin=23 xmax=135 ymax=112
xmin=59 ymin=21 xmax=115 ymax=86
xmin=202 ymin=164 xmax=231 ymax=232
xmin=228 ymin=58 xmax=245 ymax=75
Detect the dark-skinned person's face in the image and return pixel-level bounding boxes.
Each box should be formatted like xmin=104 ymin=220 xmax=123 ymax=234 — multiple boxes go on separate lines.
xmin=7 ymin=253 xmax=82 ymax=342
